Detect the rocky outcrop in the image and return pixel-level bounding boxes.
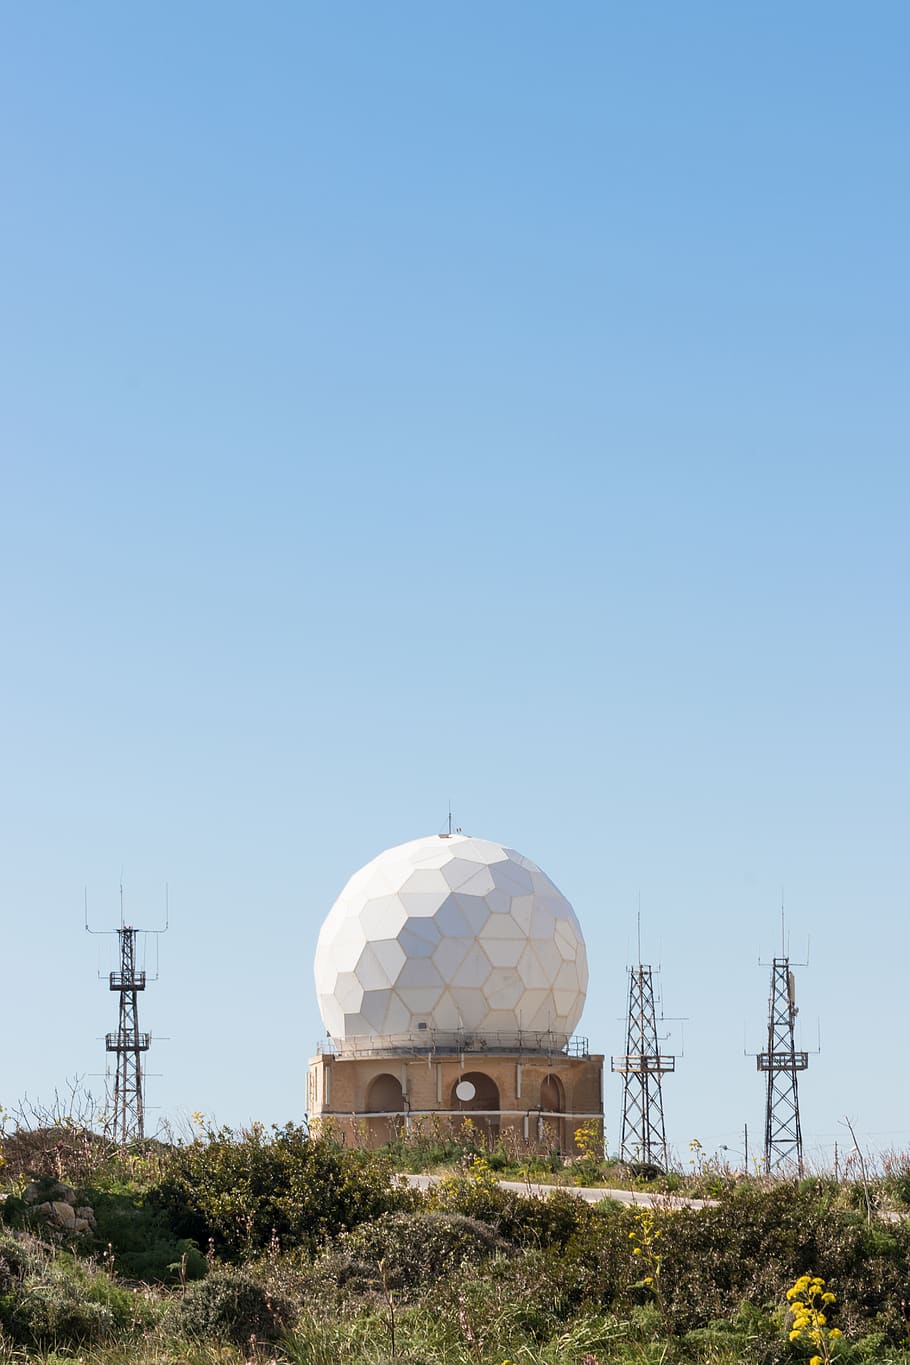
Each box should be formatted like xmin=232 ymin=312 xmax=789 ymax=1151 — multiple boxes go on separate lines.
xmin=75 ymin=1205 xmax=97 ymax=1233
xmin=22 ymin=1180 xmax=75 ymax=1206
xmin=22 ymin=1180 xmax=96 ymax=1234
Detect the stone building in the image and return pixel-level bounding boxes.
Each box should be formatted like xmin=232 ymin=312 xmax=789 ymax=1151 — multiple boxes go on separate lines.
xmin=307 ymin=832 xmax=603 ymax=1151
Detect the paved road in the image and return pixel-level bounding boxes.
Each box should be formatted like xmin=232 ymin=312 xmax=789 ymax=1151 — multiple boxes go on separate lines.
xmin=399 ymin=1173 xmax=906 ymax=1222
xmin=397 ymin=1171 xmax=716 ymax=1210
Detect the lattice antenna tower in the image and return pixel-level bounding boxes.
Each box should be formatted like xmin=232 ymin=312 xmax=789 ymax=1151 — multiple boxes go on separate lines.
xmin=611 ymin=914 xmax=676 ymax=1169
xmin=755 ymin=907 xmax=809 ymax=1175
xmin=85 ymin=884 xmax=168 ymax=1146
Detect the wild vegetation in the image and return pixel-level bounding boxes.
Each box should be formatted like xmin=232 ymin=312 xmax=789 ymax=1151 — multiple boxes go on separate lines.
xmin=3 ymin=1108 xmax=910 ymax=1363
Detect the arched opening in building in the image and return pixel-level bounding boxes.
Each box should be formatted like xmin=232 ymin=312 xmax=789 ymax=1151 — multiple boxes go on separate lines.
xmin=365 ymin=1072 xmax=404 ymax=1146
xmin=538 ymin=1072 xmax=566 ymax=1152
xmin=450 ymin=1071 xmax=500 ymax=1145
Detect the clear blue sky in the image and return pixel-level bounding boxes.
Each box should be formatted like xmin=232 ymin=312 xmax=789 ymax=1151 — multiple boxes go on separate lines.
xmin=1 ymin=3 xmax=907 ymax=1166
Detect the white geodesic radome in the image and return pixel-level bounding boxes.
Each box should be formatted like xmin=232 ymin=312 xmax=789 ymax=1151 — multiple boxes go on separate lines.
xmin=314 ymin=833 xmax=588 ymax=1046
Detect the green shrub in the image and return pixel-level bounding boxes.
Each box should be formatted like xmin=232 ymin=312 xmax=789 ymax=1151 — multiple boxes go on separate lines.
xmin=507 ymin=1186 xmax=593 ymax=1249
xmin=0 ymin=1252 xmax=154 ymax=1350
xmin=678 ymin=1301 xmax=781 ymax=1365
xmin=380 ymin=1129 xmax=466 ymax=1174
xmin=0 ymin=1227 xmax=43 ymax=1287
xmin=151 ymin=1121 xmax=400 ymax=1257
xmin=325 ymin=1210 xmax=512 ymax=1293
xmin=426 ymin=1169 xmax=527 ymax=1239
xmin=629 ymin=1162 xmax=664 ymax=1183
xmin=542 ymin=1201 xmax=633 ymax=1313
xmin=176 ymin=1266 xmax=295 ymax=1345
xmin=888 ymin=1171 xmax=910 ymax=1209
xmin=651 ymin=1185 xmax=910 ymax=1340
xmin=0 ymin=1124 xmax=115 ymax=1186
xmin=427 ymin=1172 xmax=609 ymax=1253
xmin=89 ymin=1187 xmax=206 ymax=1282
xmin=1 ymin=1279 xmax=118 ymax=1347
xmin=0 ymin=1195 xmax=30 ymax=1228
xmin=458 ymin=1246 xmax=586 ymax=1340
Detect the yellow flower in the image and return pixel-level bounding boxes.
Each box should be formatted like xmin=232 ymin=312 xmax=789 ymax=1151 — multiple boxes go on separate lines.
xmin=810 ymin=1357 xmax=822 ymax=1365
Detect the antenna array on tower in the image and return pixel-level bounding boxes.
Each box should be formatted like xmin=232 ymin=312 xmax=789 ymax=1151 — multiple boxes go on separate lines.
xmin=611 ymin=956 xmax=675 ymax=1169
xmin=756 ymin=951 xmax=809 ymax=1174
xmin=86 ymin=887 xmax=167 ymax=1146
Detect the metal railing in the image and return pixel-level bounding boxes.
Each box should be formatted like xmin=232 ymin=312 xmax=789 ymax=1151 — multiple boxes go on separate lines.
xmin=105 ymin=1031 xmax=150 ymax=1051
xmin=331 ymin=1107 xmax=602 ymax=1121
xmin=109 ymin=971 xmax=147 ymax=991
xmin=757 ymin=1050 xmax=809 ymax=1072
xmin=316 ymin=1029 xmax=591 ymax=1059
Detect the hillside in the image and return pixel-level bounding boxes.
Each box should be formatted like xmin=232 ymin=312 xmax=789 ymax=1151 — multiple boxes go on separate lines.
xmin=2 ymin=1121 xmax=910 ymax=1363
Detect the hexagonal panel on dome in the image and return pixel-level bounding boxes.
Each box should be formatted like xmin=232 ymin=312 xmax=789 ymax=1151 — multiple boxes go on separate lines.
xmin=450 ymin=943 xmax=493 ymax=990
xmin=517 ymin=945 xmax=550 ymax=990
xmin=485 ymin=969 xmax=524 ymax=1011
xmin=371 ymin=938 xmax=407 ymax=981
xmin=313 ymin=832 xmax=587 ymax=1046
xmin=483 ymin=888 xmax=513 ymax=915
xmin=333 ymin=971 xmax=364 ymax=1013
xmin=353 ymin=944 xmax=395 ymax=992
xmin=441 ymin=858 xmax=484 ymax=890
xmin=431 ymin=935 xmax=472 ymax=980
xmin=433 ymin=896 xmax=474 ymax=939
xmin=396 ymin=957 xmax=444 ymax=990
xmin=483 ymin=937 xmax=525 ymax=969
xmin=359 ymin=895 xmax=408 ymax=941
xmin=399 ymin=891 xmax=448 ymax=918
xmin=398 ymin=917 xmax=442 ymax=957
xmin=532 ymin=938 xmax=564 ymax=978
xmin=458 ymin=867 xmax=497 ymax=897
xmin=518 ymin=988 xmax=555 ymax=1030
xmin=400 ymin=868 xmax=450 ymax=896
xmin=489 ymin=860 xmax=535 ymax=896
xmin=431 ymin=990 xmax=462 ymax=1030
xmin=509 ymin=895 xmax=535 ymax=934
xmin=451 ymin=892 xmax=493 ymax=935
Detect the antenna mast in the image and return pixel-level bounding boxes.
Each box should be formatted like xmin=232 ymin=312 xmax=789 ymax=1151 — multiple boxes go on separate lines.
xmin=756 ymin=923 xmax=808 ymax=1174
xmin=611 ymin=925 xmax=675 ymax=1168
xmin=86 ymin=885 xmax=167 ymax=1146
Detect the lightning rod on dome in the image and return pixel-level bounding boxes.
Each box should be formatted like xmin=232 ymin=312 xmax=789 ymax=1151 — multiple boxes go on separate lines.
xmin=443 ymin=800 xmax=462 ymax=837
